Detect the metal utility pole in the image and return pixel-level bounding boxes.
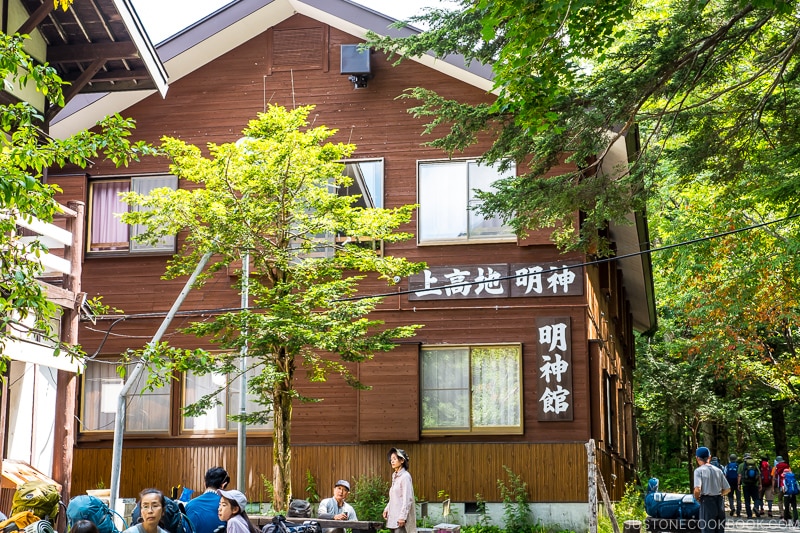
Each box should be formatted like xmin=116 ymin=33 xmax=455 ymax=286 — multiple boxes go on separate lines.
xmin=109 ymin=251 xmax=212 ymax=506
xmin=237 ymin=251 xmax=249 ymax=492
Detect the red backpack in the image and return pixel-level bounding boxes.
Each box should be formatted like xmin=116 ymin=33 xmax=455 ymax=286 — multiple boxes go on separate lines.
xmin=761 ymin=460 xmax=772 ymax=485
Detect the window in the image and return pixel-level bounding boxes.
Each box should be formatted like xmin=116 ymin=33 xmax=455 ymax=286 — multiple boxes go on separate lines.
xmin=418 ymin=160 xmax=515 ymax=244
xmin=88 ymin=175 xmax=178 ymax=253
xmin=421 ymin=344 xmax=522 ymax=434
xmin=340 ymin=159 xmax=383 ymax=209
xmin=336 ymin=159 xmax=384 ymax=254
xmin=80 ymin=360 xmax=171 ymax=433
xmin=604 ymin=371 xmax=616 ymax=449
xmin=182 ymin=366 xmax=273 ymax=432
xmin=296 ymin=159 xmax=384 ymax=259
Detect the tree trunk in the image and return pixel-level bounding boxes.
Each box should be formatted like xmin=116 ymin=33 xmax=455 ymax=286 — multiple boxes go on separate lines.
xmin=272 ymin=348 xmax=294 ymax=512
xmin=770 ymin=399 xmax=787 ymax=458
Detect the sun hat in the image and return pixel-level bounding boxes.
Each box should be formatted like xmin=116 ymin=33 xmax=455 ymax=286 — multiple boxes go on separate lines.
xmin=388 ymin=447 xmax=410 ymax=469
xmin=218 ymin=489 xmax=247 ymax=510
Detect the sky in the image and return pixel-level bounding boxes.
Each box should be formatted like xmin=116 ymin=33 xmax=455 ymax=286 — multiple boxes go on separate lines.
xmin=130 ymin=0 xmax=458 ymax=43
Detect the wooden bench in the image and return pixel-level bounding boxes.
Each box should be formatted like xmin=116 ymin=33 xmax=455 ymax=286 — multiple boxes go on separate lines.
xmin=250 ymin=516 xmax=384 ymax=533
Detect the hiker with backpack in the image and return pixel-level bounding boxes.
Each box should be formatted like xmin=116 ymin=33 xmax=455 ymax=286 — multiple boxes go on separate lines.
xmin=124 ymin=489 xmax=169 ymax=533
xmin=724 ymin=454 xmax=741 ymax=517
xmin=759 ymin=455 xmax=774 ymax=517
xmin=739 ymin=453 xmax=762 ymax=518
xmin=774 ymin=455 xmax=790 ymax=518
xmin=781 ymin=465 xmax=799 ymax=523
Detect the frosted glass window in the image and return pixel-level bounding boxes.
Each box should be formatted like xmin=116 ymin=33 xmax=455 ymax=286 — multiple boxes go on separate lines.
xmin=81 ymin=360 xmax=170 ymax=433
xmin=418 ymin=160 xmax=515 ymax=243
xmin=183 ymin=366 xmax=272 ymax=432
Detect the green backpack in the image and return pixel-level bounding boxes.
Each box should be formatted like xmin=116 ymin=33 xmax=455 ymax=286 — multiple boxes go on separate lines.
xmin=11 ymin=481 xmax=61 ymax=523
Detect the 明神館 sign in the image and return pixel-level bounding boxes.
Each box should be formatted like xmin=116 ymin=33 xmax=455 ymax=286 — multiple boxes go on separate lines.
xmin=408 ymin=262 xmax=579 ymax=421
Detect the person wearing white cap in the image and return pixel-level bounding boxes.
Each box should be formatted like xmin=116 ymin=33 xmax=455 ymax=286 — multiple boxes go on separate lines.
xmin=318 ymin=480 xmax=358 ymax=533
xmin=218 ymin=489 xmax=258 ymax=533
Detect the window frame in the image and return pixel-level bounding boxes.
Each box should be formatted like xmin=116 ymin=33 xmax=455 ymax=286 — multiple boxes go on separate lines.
xmin=180 ymin=364 xmax=274 ymax=435
xmin=416 ymin=158 xmax=516 ymax=245
xmin=79 ymin=358 xmax=172 ymax=435
xmin=420 ymin=343 xmax=524 ymax=436
xmin=86 ymin=174 xmax=178 ymax=256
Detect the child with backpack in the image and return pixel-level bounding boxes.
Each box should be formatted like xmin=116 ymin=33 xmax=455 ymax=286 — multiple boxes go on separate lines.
xmin=781 ymin=466 xmax=799 ymax=523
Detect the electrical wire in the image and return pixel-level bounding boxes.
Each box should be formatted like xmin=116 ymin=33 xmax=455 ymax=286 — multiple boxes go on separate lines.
xmin=81 ymin=211 xmax=800 ymax=346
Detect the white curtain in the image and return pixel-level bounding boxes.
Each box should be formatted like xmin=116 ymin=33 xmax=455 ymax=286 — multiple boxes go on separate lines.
xmin=89 ymin=181 xmax=129 ymax=251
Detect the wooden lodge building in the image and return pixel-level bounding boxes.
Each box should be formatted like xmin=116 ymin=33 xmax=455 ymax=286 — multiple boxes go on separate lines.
xmin=44 ymin=0 xmax=655 ymax=529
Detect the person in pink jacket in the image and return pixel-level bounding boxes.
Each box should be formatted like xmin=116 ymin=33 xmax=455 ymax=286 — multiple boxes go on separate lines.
xmin=383 ymin=448 xmax=416 ymax=533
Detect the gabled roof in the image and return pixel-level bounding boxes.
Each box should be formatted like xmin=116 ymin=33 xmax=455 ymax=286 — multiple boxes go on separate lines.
xmin=15 ymin=0 xmax=167 ymax=118
xmin=50 ymin=0 xmax=493 ymax=138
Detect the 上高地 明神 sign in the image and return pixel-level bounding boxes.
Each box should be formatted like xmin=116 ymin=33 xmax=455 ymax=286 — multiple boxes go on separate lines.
xmin=408 ymin=262 xmax=583 ymax=301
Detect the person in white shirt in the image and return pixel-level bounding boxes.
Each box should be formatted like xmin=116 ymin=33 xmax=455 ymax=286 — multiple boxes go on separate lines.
xmin=318 ymin=480 xmax=358 ymax=533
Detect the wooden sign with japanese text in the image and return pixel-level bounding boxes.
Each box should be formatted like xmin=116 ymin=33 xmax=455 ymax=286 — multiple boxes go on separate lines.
xmin=537 ymin=316 xmax=573 ymax=421
xmin=408 ymin=262 xmax=583 ymax=300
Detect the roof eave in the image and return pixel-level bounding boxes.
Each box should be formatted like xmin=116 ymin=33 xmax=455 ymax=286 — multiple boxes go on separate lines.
xmin=111 ymin=0 xmax=169 ymax=97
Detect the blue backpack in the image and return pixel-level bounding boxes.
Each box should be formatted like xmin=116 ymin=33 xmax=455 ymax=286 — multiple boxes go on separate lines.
xmin=784 ymin=472 xmax=799 ymax=496
xmin=725 ymin=462 xmax=739 ymax=484
xmin=66 ymin=495 xmax=125 ymax=533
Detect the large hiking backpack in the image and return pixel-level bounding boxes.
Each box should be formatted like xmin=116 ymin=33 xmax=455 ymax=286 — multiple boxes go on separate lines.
xmin=725 ymin=462 xmax=739 ymax=484
xmin=67 ymin=495 xmax=125 ymax=533
xmin=644 ymin=492 xmax=700 ymax=519
xmin=261 ymin=515 xmax=315 ymax=533
xmin=132 ymin=496 xmax=194 ymax=533
xmin=761 ymin=460 xmax=772 ymax=485
xmin=287 ymin=500 xmax=311 ymax=519
xmin=11 ymin=481 xmax=61 ymax=523
xmin=0 ymin=511 xmax=41 ymax=533
xmin=784 ymin=472 xmax=800 ymax=496
xmin=743 ymin=459 xmax=760 ymax=484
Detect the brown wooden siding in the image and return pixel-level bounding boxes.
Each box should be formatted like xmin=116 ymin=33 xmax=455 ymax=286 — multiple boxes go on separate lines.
xmin=47 ymin=12 xmax=641 ymax=503
xmin=71 ymin=442 xmax=589 ymax=503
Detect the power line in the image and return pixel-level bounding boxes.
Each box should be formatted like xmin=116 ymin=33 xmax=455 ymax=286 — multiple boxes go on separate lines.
xmin=83 ymin=211 xmax=800 ymax=342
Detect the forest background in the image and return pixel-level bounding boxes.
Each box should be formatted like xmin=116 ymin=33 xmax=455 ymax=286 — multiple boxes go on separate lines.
xmin=369 ymin=0 xmax=800 ymax=491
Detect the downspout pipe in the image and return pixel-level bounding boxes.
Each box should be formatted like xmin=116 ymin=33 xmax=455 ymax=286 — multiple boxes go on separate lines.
xmin=109 ymin=251 xmax=213 ymax=505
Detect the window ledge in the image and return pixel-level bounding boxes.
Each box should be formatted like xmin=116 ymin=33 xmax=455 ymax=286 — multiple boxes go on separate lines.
xmin=417 ymin=237 xmax=518 ymax=246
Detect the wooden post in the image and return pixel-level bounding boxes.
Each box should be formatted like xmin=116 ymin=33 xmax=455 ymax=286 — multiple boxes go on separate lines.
xmin=52 ymin=200 xmax=85 ymax=530
xmin=587 ymin=439 xmax=598 ymax=533
xmin=597 ymin=465 xmax=621 ymax=533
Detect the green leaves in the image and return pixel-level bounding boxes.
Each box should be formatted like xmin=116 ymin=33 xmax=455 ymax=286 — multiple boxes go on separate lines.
xmin=121 ymin=106 xmax=424 ymax=504
xmin=0 ymin=28 xmax=158 ymax=370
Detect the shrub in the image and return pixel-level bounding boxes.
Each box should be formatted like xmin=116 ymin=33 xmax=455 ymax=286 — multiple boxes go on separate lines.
xmin=497 ymin=466 xmax=533 ymax=533
xmin=351 ymin=474 xmax=389 ymax=522
xmin=598 ymin=482 xmax=646 ymax=533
